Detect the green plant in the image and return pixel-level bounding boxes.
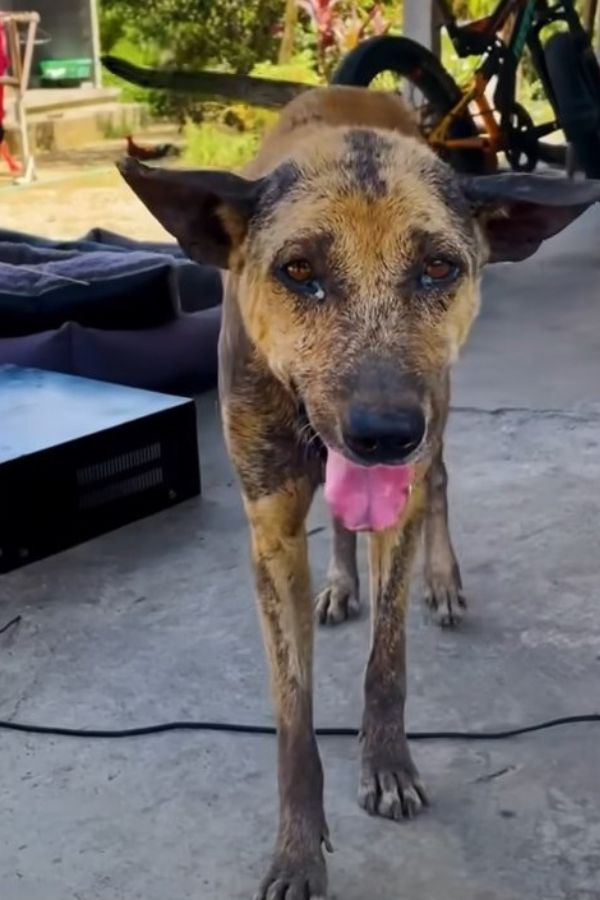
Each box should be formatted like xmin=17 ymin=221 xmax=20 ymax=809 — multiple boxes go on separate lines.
xmin=99 ymin=5 xmax=127 ymax=51
xmin=297 ymin=0 xmax=394 ymax=74
xmin=101 ymin=119 xmax=135 ymax=140
xmin=100 ymin=0 xmax=304 ymax=124
xmin=182 ymin=49 xmax=323 ymax=168
xmin=183 ymin=120 xmax=260 ymax=168
xmin=100 ymin=0 xmax=286 ymax=74
xmin=452 ymin=0 xmax=494 ymax=17
xmin=251 ymin=50 xmax=322 ymax=84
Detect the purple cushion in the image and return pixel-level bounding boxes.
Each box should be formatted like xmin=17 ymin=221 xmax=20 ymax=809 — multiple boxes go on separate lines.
xmin=0 ymin=325 xmax=72 ymax=371
xmin=0 ymin=245 xmax=179 ymax=337
xmin=0 ymin=309 xmax=221 ymax=394
xmin=71 ymin=309 xmax=221 ymax=393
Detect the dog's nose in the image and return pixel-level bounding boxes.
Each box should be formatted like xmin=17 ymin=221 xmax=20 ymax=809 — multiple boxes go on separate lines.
xmin=342 ymin=407 xmax=426 ymax=464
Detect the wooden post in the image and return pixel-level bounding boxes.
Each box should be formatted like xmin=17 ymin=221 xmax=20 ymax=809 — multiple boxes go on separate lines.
xmin=89 ymin=0 xmax=103 ymax=87
xmin=0 ymin=11 xmax=39 ymax=182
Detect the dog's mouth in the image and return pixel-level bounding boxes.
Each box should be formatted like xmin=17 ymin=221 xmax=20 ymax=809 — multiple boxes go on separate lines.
xmin=324 ymin=448 xmax=414 ymax=533
xmin=296 ymin=402 xmax=419 ymax=532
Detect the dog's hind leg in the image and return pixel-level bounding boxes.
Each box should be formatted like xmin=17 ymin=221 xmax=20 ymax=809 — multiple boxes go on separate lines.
xmin=245 ymin=479 xmax=330 ymax=900
xmin=423 ymin=441 xmax=466 ymax=627
xmin=359 ymin=489 xmax=428 ymax=820
xmin=421 ymin=370 xmax=465 ymax=627
xmin=315 ymin=516 xmax=360 ymax=626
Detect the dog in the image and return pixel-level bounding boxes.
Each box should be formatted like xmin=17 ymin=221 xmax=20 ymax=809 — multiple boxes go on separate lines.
xmin=119 ymin=86 xmax=600 ymax=899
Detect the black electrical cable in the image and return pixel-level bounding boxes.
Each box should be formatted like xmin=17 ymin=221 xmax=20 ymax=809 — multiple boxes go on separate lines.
xmin=0 ymin=614 xmax=21 ymax=636
xmin=0 ymin=713 xmax=598 ymax=741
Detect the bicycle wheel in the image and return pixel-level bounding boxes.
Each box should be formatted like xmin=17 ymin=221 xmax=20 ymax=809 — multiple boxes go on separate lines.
xmin=545 ymin=31 xmax=600 ymax=179
xmin=331 ymin=35 xmax=490 ymax=174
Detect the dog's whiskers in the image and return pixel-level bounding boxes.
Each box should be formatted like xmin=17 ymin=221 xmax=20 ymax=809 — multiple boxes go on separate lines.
xmin=296 ymin=415 xmax=325 ymax=464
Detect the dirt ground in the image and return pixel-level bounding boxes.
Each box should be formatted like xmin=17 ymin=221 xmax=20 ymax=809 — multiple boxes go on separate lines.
xmin=0 ymin=141 xmax=176 ymax=242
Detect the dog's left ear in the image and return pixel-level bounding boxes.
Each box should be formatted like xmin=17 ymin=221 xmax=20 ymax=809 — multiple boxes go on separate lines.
xmin=117 ymin=158 xmax=264 ymax=268
xmin=462 ymin=173 xmax=600 ymax=263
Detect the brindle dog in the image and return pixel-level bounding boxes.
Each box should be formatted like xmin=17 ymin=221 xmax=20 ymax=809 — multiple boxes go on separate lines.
xmin=119 ymin=86 xmax=600 ymax=900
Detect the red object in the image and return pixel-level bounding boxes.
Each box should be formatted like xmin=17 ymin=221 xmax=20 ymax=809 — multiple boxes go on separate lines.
xmin=0 ymin=21 xmax=8 ymax=118
xmin=0 ymin=22 xmax=21 ymax=175
xmin=0 ymin=141 xmax=20 ymax=174
xmin=125 ymin=134 xmax=176 ymax=162
xmin=297 ymin=0 xmax=338 ymax=53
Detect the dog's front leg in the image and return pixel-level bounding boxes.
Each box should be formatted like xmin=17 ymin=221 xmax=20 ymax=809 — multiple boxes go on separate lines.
xmin=359 ymin=488 xmax=428 ymax=821
xmin=245 ymin=480 xmax=329 ymax=900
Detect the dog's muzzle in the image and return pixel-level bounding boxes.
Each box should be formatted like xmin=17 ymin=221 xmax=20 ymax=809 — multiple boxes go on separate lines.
xmin=341 ymin=406 xmax=426 ymax=466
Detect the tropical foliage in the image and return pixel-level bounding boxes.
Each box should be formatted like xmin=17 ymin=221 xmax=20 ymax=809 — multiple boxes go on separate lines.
xmin=99 ymin=1 xmax=588 ymax=163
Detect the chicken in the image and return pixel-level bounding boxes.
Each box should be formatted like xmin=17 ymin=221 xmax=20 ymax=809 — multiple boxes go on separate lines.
xmin=125 ymin=135 xmax=180 ymax=161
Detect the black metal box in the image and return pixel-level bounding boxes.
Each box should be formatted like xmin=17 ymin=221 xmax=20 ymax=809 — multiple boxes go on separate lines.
xmin=0 ymin=366 xmax=200 ymax=574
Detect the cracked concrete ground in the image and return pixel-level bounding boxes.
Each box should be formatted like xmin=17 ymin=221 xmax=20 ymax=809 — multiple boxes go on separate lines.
xmin=1 ymin=208 xmax=600 ymax=900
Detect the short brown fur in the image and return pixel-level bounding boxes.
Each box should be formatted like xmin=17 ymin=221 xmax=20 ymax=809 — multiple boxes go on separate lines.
xmin=118 ymin=84 xmax=600 ymax=899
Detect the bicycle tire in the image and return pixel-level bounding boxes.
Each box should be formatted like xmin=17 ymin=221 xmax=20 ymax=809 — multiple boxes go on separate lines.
xmin=544 ymin=31 xmax=600 ymax=179
xmin=331 ymin=35 xmax=489 ymax=174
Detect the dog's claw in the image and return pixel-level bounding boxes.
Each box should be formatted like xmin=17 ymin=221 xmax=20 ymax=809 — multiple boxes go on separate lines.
xmin=424 ymin=575 xmax=467 ymax=628
xmin=359 ymin=764 xmax=428 ymax=821
xmin=315 ymin=576 xmax=360 ymax=626
xmin=254 ymin=849 xmax=327 ymax=900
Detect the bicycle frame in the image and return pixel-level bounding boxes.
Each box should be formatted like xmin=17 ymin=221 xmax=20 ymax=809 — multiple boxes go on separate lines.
xmin=427 ymin=0 xmax=589 ymax=159
xmin=435 ymin=0 xmax=525 ymax=50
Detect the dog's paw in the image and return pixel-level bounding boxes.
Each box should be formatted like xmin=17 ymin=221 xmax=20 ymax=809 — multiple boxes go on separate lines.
xmin=253 ymin=849 xmax=327 ymax=900
xmin=315 ymin=575 xmax=360 ymax=626
xmin=423 ymin=561 xmax=466 ymax=628
xmin=358 ymin=758 xmax=428 ymax=821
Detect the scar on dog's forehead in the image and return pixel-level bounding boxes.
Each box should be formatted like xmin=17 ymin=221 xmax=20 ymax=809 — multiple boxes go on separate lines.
xmin=341 ymin=129 xmax=393 ymax=197
xmin=253 ymin=129 xmax=477 ymax=250
xmin=255 ymin=128 xmax=397 ymax=219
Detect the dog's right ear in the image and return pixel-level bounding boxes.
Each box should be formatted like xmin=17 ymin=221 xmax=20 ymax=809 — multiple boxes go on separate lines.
xmin=117 ymin=159 xmax=264 ymax=268
xmin=462 ymin=173 xmax=600 ymax=263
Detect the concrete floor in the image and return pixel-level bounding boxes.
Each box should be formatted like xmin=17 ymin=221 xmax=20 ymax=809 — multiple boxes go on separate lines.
xmin=2 ymin=208 xmax=600 ymax=900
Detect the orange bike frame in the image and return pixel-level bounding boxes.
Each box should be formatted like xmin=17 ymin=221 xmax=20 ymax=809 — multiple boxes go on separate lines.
xmin=427 ymin=0 xmax=529 ymax=156
xmin=429 ymin=72 xmax=505 ymax=154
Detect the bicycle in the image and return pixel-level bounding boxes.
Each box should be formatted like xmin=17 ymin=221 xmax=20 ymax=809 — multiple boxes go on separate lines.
xmin=331 ymin=0 xmax=600 ymax=177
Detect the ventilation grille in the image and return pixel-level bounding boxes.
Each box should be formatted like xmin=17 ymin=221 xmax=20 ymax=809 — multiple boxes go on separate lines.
xmin=77 ymin=443 xmax=162 ymax=486
xmin=78 ymin=467 xmax=164 ymax=510
xmin=76 ymin=443 xmax=164 ymax=510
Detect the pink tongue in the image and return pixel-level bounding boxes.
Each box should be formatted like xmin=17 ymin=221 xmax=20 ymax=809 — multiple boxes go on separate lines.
xmin=324 ymin=449 xmax=414 ymax=532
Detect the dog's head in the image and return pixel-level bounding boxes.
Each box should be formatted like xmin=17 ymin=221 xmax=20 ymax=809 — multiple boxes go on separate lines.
xmin=120 ymin=127 xmax=600 ymax=529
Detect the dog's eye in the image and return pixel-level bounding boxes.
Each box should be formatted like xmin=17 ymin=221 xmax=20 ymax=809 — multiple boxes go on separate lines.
xmin=420 ymin=258 xmax=460 ymax=288
xmin=279 ymin=259 xmax=326 ymax=301
xmin=283 ymin=259 xmax=313 ymax=283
